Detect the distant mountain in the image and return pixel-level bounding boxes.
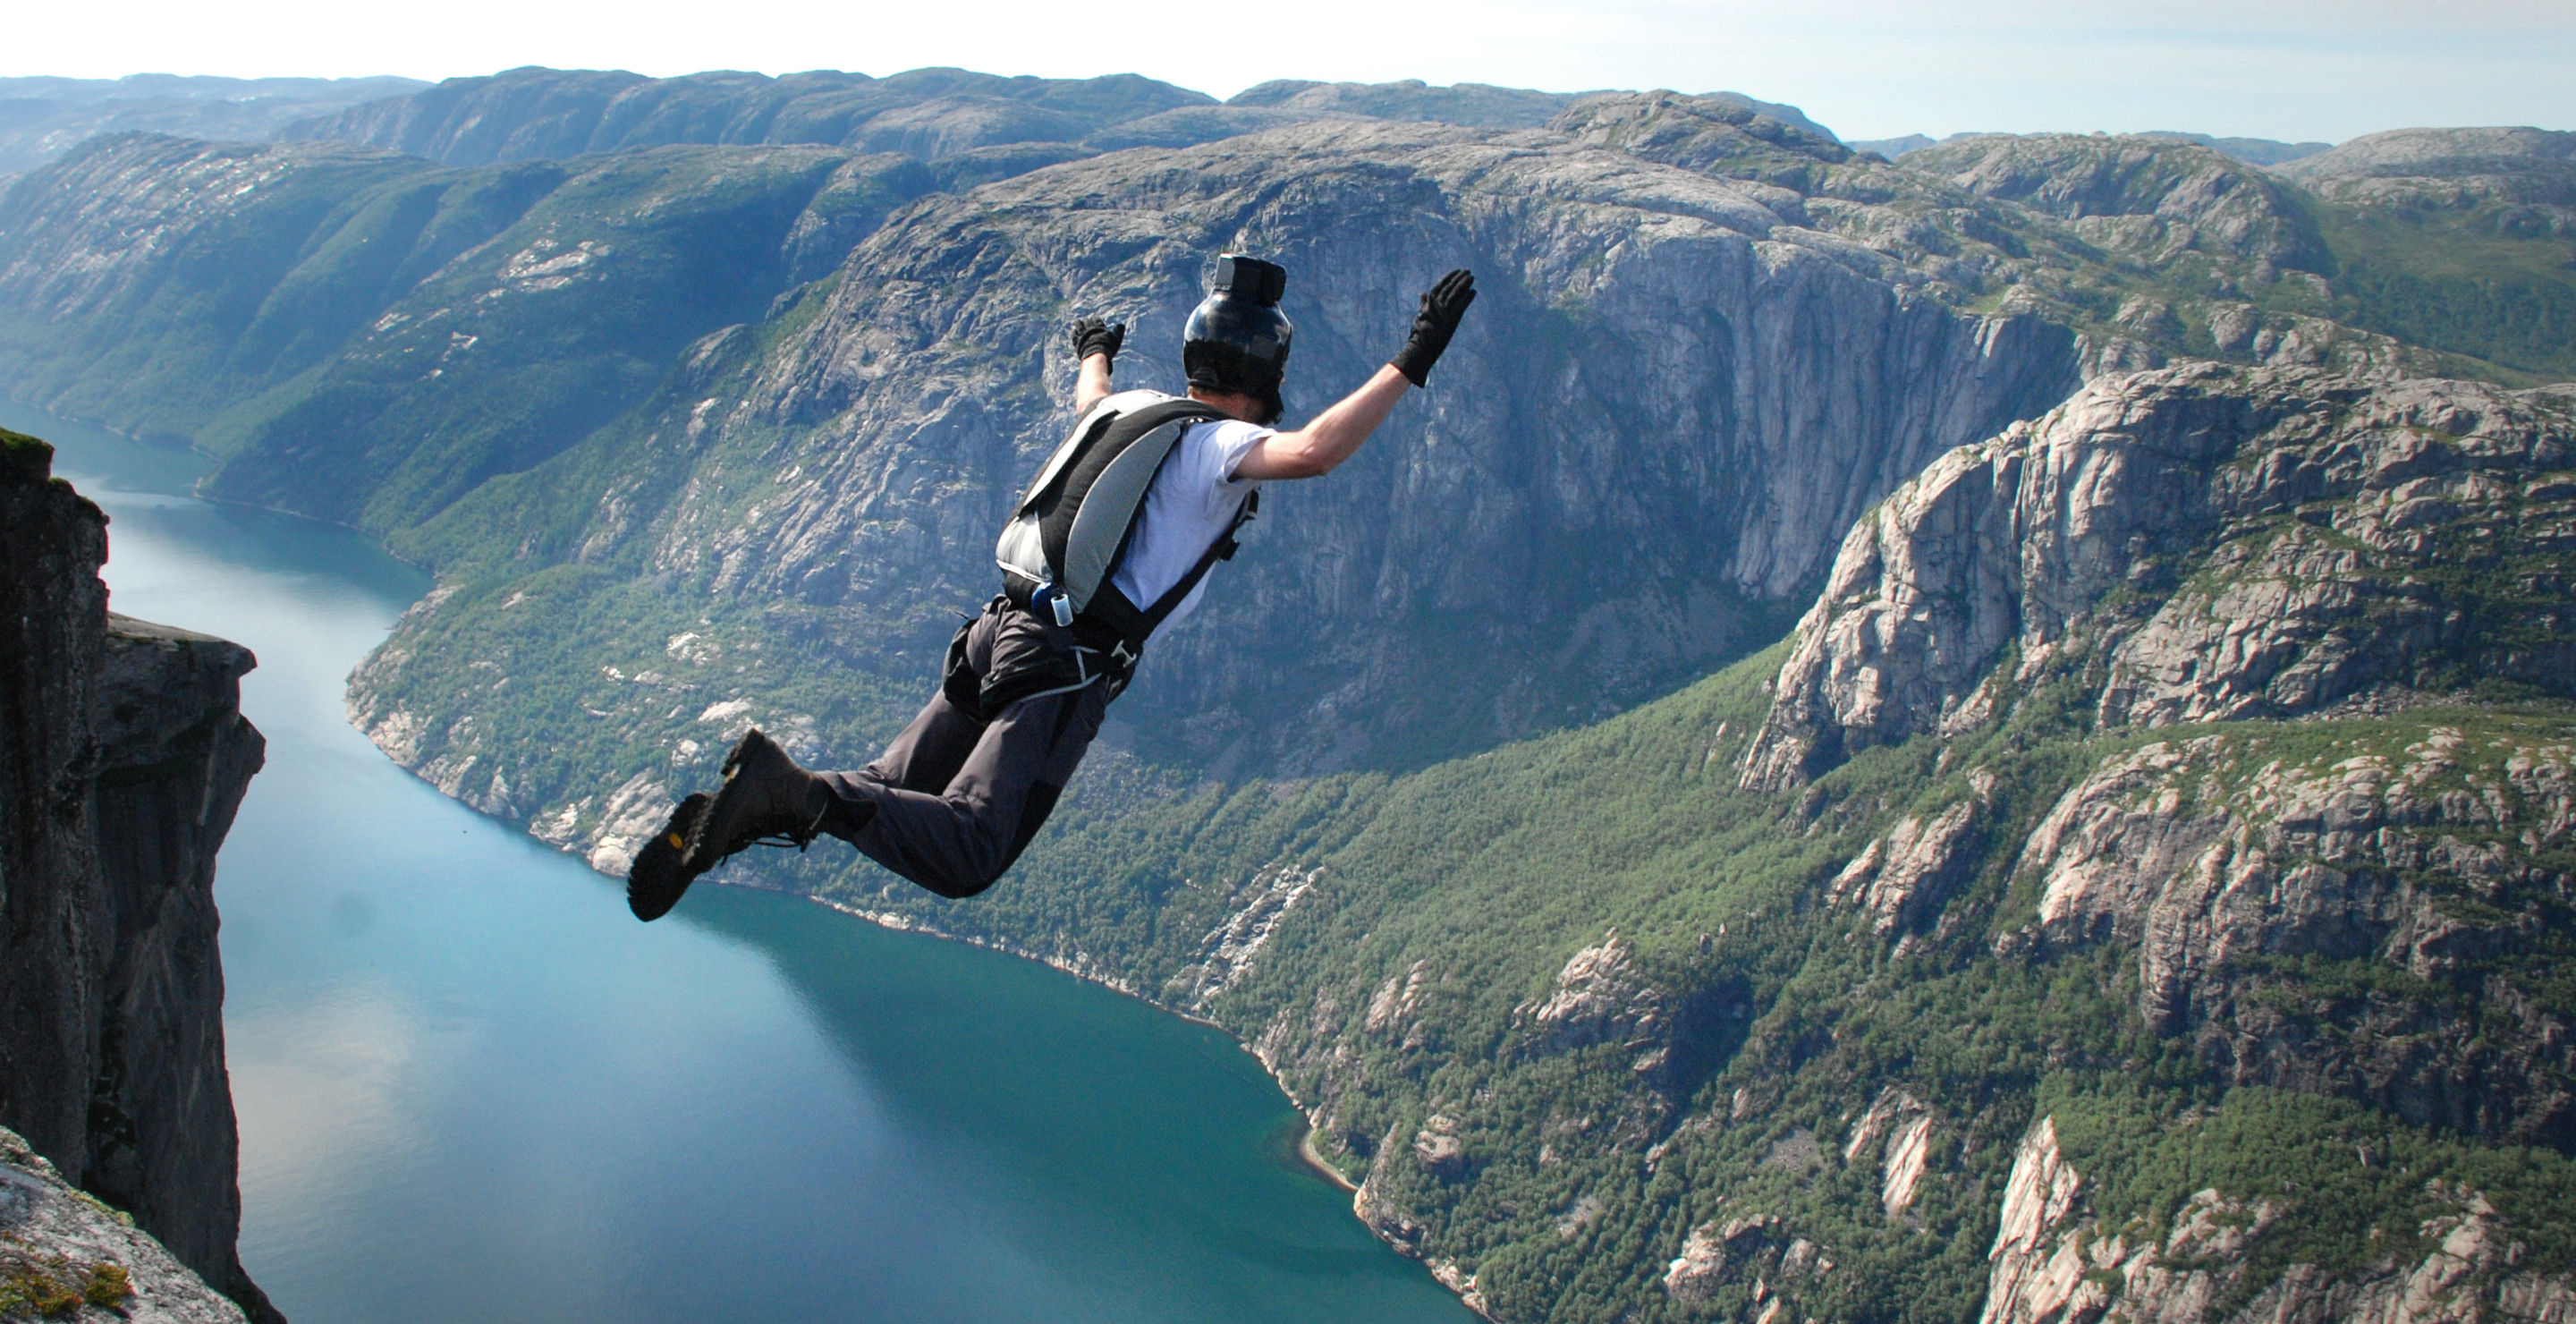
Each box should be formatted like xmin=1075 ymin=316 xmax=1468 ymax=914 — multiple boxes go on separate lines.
xmin=1855 ymin=130 xmax=2332 ymax=168
xmin=1846 ymin=132 xmax=1935 ymax=158
xmin=0 ymin=73 xmax=426 ymax=174
xmin=2279 ymin=126 xmax=2576 ymax=224
xmin=1899 ymin=133 xmax=2332 ymax=270
xmin=1223 ymin=80 xmax=1835 ymax=141
xmin=2137 ymin=130 xmax=2333 ymax=166
xmin=273 ymin=65 xmax=1216 ymax=166
xmin=274 ymin=66 xmax=1843 ymax=166
xmin=1224 ymin=77 xmax=1588 ymax=128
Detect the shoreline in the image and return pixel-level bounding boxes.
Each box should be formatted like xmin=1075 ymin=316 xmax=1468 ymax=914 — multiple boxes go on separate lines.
xmin=738 ymin=879 xmax=1368 ymax=1195
xmin=1300 ymin=1125 xmax=1359 ymax=1192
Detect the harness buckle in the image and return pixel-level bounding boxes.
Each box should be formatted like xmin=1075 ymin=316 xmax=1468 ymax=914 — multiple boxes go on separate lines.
xmin=1030 ymin=581 xmax=1077 ymax=628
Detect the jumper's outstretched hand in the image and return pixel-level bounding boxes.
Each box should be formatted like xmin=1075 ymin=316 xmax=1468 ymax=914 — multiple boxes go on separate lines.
xmin=1071 ymin=316 xmax=1126 ymax=368
xmin=1388 ymin=269 xmax=1478 ymax=386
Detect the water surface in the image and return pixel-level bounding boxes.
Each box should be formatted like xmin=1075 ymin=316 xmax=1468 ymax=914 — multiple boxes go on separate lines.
xmin=12 ymin=401 xmax=1468 ymax=1324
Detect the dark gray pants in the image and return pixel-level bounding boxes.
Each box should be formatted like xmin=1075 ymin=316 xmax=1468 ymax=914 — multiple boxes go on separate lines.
xmin=816 ymin=601 xmax=1110 ymax=898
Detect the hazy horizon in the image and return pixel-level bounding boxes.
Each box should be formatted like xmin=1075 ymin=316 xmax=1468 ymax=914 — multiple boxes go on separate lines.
xmin=7 ymin=0 xmax=2570 ymax=145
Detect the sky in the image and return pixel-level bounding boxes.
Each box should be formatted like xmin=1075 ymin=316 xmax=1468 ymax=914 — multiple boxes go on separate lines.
xmin=7 ymin=0 xmax=2572 ymax=144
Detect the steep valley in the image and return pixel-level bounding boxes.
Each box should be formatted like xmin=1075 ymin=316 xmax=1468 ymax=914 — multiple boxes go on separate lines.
xmin=3 ymin=71 xmax=2574 ymax=1324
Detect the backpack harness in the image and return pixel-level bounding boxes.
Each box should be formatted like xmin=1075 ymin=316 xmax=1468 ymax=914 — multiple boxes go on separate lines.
xmin=975 ymin=390 xmax=1258 ymax=709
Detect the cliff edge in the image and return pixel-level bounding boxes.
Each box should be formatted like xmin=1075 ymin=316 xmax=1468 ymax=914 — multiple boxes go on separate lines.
xmin=0 ymin=429 xmax=279 ymax=1322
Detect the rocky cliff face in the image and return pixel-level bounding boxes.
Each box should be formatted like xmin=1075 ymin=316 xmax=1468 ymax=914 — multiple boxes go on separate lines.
xmin=1744 ymin=364 xmax=2576 ymax=787
xmin=1739 ymin=361 xmax=2575 ymax=1135
xmin=1 ymin=432 xmax=110 ymax=1182
xmin=0 ymin=430 xmax=276 ymax=1322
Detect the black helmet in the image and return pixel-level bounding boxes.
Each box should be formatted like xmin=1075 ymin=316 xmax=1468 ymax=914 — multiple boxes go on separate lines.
xmin=1183 ymin=254 xmax=1292 ymax=424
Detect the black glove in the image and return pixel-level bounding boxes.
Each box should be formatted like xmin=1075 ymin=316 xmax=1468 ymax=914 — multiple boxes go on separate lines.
xmin=1071 ymin=316 xmax=1125 ymax=368
xmin=1387 ymin=268 xmax=1478 ymax=386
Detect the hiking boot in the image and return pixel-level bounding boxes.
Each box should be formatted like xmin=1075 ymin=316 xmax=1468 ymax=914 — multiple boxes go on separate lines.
xmin=627 ymin=793 xmax=714 ymax=922
xmin=683 ymin=728 xmax=831 ymax=874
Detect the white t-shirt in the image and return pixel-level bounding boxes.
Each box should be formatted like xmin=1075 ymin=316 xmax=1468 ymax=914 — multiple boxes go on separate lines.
xmin=1108 ymin=418 xmax=1270 ymax=627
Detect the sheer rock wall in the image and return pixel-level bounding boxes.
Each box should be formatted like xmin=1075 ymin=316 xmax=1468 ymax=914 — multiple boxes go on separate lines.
xmin=0 ymin=431 xmax=277 ymax=1322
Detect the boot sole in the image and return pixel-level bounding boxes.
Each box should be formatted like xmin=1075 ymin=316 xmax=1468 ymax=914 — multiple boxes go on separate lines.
xmin=627 ymin=792 xmax=714 ymax=922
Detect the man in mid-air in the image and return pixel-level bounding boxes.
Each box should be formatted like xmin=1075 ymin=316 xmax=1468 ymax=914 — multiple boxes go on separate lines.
xmin=627 ymin=256 xmax=1478 ymax=919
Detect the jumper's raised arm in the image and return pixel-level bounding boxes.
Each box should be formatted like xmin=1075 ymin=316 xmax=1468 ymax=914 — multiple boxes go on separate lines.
xmin=1072 ymin=265 xmax=1478 ymax=480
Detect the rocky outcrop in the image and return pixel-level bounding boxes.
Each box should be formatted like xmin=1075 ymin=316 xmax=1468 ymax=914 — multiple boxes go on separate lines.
xmin=0 ymin=432 xmax=276 ymax=1322
xmin=1982 ymin=1116 xmax=2301 ymax=1324
xmin=84 ymin=617 xmax=265 ymax=1300
xmin=1982 ymin=1116 xmax=2575 ymax=1324
xmin=1827 ymin=794 xmax=1984 ymax=936
xmin=0 ymin=1125 xmax=247 ymax=1323
xmin=2012 ymin=726 xmax=2575 ymax=1146
xmin=1163 ymin=862 xmax=1319 ymax=1013
xmin=1743 ymin=364 xmax=2576 ymax=788
xmin=1842 ymin=1089 xmax=1936 ymax=1217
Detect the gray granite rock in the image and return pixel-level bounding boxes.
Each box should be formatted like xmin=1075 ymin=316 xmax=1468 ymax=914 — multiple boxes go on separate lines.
xmin=0 ymin=1125 xmax=247 ymax=1323
xmin=1743 ymin=363 xmax=2576 ymax=789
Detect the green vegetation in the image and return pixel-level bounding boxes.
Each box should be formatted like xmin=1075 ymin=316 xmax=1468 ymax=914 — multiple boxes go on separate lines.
xmin=0 ymin=1247 xmax=130 ymax=1320
xmin=0 ymin=427 xmax=48 ymax=480
xmin=2047 ymin=1082 xmax=2576 ymax=1309
xmin=726 ymin=619 xmax=2572 ymax=1322
xmin=2312 ymin=199 xmax=2576 ymax=381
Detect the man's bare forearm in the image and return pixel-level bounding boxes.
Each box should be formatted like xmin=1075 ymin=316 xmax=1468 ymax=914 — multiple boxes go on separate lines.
xmin=1232 ymin=365 xmax=1411 ymax=481
xmin=1074 ymin=353 xmax=1114 ymax=416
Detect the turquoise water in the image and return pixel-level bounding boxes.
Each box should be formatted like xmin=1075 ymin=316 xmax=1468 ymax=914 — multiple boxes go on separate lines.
xmin=13 ymin=402 xmax=1470 ymax=1324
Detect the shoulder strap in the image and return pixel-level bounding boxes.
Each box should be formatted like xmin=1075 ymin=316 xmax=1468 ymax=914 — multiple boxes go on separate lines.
xmin=1083 ymin=486 xmax=1258 ymax=652
xmin=1143 ymin=487 xmax=1259 ymax=631
xmin=1041 ymin=398 xmax=1228 ymax=610
xmin=1015 ymin=389 xmax=1178 ymax=517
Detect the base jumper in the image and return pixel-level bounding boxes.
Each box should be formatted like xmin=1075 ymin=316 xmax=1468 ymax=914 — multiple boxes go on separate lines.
xmin=626 ymin=256 xmax=1478 ymax=920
